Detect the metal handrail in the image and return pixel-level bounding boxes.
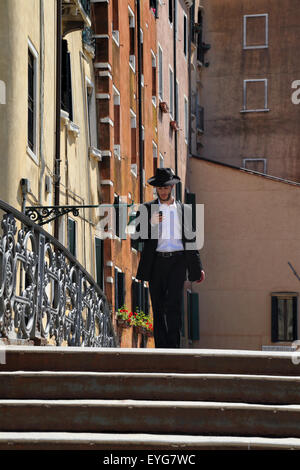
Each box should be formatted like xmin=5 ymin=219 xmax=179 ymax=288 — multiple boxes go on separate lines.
xmin=0 ymin=198 xmax=118 ymax=347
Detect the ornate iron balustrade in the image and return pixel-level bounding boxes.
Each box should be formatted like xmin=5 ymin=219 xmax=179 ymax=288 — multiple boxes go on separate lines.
xmin=0 ymin=199 xmax=117 ymax=347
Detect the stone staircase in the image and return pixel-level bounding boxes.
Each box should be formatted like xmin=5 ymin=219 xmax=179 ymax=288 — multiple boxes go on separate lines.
xmin=1 ymin=346 xmax=300 ymax=449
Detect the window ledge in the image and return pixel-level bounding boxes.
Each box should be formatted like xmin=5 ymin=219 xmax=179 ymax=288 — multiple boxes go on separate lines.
xmin=112 ymin=30 xmax=120 ymax=46
xmin=240 ymin=108 xmax=270 ymax=113
xmin=89 ymin=146 xmax=102 ymax=161
xmin=131 ymin=164 xmax=137 ymax=178
xmin=67 ymin=121 xmax=80 ymax=137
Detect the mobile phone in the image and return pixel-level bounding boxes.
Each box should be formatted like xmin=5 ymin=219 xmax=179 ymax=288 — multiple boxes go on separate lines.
xmin=159 ymin=211 xmax=163 ymax=217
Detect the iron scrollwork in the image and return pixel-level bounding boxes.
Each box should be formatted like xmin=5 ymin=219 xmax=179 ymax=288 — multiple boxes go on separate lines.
xmin=0 ymin=202 xmax=117 ymax=347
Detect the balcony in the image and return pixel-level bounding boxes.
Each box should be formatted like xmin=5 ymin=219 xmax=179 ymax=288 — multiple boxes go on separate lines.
xmin=62 ymin=0 xmax=91 ymax=36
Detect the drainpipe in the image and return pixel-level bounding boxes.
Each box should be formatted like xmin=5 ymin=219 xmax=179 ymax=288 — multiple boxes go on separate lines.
xmin=188 ymin=1 xmax=193 ymax=159
xmin=173 ymin=0 xmax=179 ymax=200
xmin=54 ymin=0 xmax=62 ymax=239
xmin=39 ymin=0 xmax=46 ymax=205
xmin=136 ymin=0 xmax=143 ymax=204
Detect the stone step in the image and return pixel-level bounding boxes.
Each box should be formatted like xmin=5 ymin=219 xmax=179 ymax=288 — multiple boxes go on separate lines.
xmin=1 ymin=432 xmax=300 ymax=450
xmin=1 ymin=371 xmax=300 ymax=404
xmin=1 ymin=399 xmax=300 ymax=437
xmin=2 ymin=345 xmax=300 ymax=375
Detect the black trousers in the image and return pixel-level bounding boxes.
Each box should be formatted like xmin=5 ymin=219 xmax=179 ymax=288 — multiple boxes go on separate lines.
xmin=149 ymin=253 xmax=186 ymax=348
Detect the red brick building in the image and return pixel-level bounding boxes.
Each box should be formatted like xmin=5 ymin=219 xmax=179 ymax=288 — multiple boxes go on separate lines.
xmin=91 ymin=0 xmax=159 ymax=347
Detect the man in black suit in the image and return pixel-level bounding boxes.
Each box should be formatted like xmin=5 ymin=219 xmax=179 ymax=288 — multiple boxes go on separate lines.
xmin=131 ymin=168 xmax=205 ymax=348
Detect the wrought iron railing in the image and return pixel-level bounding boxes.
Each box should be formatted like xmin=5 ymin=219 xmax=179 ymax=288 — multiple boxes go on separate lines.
xmin=0 ymin=199 xmax=117 ymax=347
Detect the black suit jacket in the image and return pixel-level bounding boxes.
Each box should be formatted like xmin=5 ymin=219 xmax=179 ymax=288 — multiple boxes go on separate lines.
xmin=131 ymin=198 xmax=203 ymax=282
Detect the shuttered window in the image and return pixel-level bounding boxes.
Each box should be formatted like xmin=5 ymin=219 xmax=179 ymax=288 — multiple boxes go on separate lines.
xmin=187 ymin=291 xmax=199 ymax=341
xmin=115 ymin=269 xmax=125 ymax=311
xmin=68 ymin=218 xmax=76 ymax=257
xmin=95 ymin=237 xmax=104 ymax=291
xmin=271 ymin=294 xmax=298 ymax=342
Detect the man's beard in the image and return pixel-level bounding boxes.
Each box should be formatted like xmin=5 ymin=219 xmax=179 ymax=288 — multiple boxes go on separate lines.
xmin=159 ymin=193 xmax=171 ymax=201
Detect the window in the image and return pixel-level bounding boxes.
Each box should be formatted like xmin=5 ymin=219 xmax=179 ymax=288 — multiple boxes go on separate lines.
xmin=243 ymin=158 xmax=267 ymax=173
xmin=271 ymin=293 xmax=298 ymax=342
xmin=61 ymin=39 xmax=73 ymax=121
xmin=129 ymin=7 xmax=135 ymax=71
xmin=187 ymin=290 xmax=199 ymax=341
xmin=140 ymin=28 xmax=144 ymax=79
xmin=130 ymin=109 xmax=137 ymax=164
xmin=112 ymin=0 xmax=119 ymax=32
xmin=132 ymin=278 xmax=149 ymax=315
xmin=115 ymin=268 xmax=125 ymax=312
xmin=242 ymin=79 xmax=269 ymax=113
xmin=183 ymin=13 xmax=188 ymax=57
xmin=243 ymin=14 xmax=268 ymax=49
xmin=67 ymin=218 xmax=76 ymax=257
xmin=158 ymin=45 xmax=163 ymax=100
xmin=95 ymin=237 xmax=104 ymax=291
xmin=27 ymin=39 xmax=38 ymax=160
xmin=113 ymin=85 xmax=120 ymax=158
xmin=151 ymin=50 xmax=157 ymax=104
xmin=152 ymin=141 xmax=158 ymax=174
xmin=184 ymin=96 xmax=188 ymax=142
xmin=169 ymin=66 xmax=174 ymax=118
xmin=175 ymin=80 xmax=179 ymax=123
xmin=86 ymin=77 xmax=97 ymax=148
xmin=168 ymin=0 xmax=173 ymax=24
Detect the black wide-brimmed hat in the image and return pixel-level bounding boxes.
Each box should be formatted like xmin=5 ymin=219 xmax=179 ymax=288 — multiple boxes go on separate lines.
xmin=147 ymin=168 xmax=181 ymax=187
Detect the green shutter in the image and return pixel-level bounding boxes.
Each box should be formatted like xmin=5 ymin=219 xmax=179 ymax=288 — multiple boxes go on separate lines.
xmin=68 ymin=218 xmax=76 ymax=256
xmin=271 ymin=296 xmax=278 ymax=342
xmin=293 ymin=296 xmax=298 ymax=341
xmin=117 ymin=272 xmax=126 ymax=308
xmin=188 ymin=292 xmax=199 ymax=341
xmin=114 ymin=268 xmax=119 ymax=311
xmin=95 ymin=237 xmax=103 ymax=290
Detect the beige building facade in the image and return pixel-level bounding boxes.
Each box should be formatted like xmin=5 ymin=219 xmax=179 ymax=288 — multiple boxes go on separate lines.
xmin=188 ymin=156 xmax=300 ymax=350
xmin=0 ymin=0 xmax=101 ymax=278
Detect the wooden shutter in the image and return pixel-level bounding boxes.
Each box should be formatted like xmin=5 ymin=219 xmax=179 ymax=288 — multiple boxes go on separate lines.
xmin=95 ymin=237 xmax=104 ymax=290
xmin=114 ymin=268 xmax=119 ymax=311
xmin=271 ymin=296 xmax=278 ymax=342
xmin=68 ymin=218 xmax=76 ymax=256
xmin=293 ymin=296 xmax=298 ymax=341
xmin=117 ymin=272 xmax=125 ymax=308
xmin=187 ymin=292 xmax=199 ymax=341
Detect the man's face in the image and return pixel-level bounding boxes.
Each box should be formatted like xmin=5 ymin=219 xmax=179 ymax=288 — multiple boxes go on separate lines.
xmin=156 ymin=185 xmax=174 ymax=202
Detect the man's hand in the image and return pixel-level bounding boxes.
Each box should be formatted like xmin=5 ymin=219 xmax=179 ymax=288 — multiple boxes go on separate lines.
xmin=150 ymin=211 xmax=163 ymax=225
xmin=196 ymin=270 xmax=205 ymax=283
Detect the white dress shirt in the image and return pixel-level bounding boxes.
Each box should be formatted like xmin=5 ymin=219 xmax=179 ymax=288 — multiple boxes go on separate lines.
xmin=155 ymin=198 xmax=184 ymax=252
